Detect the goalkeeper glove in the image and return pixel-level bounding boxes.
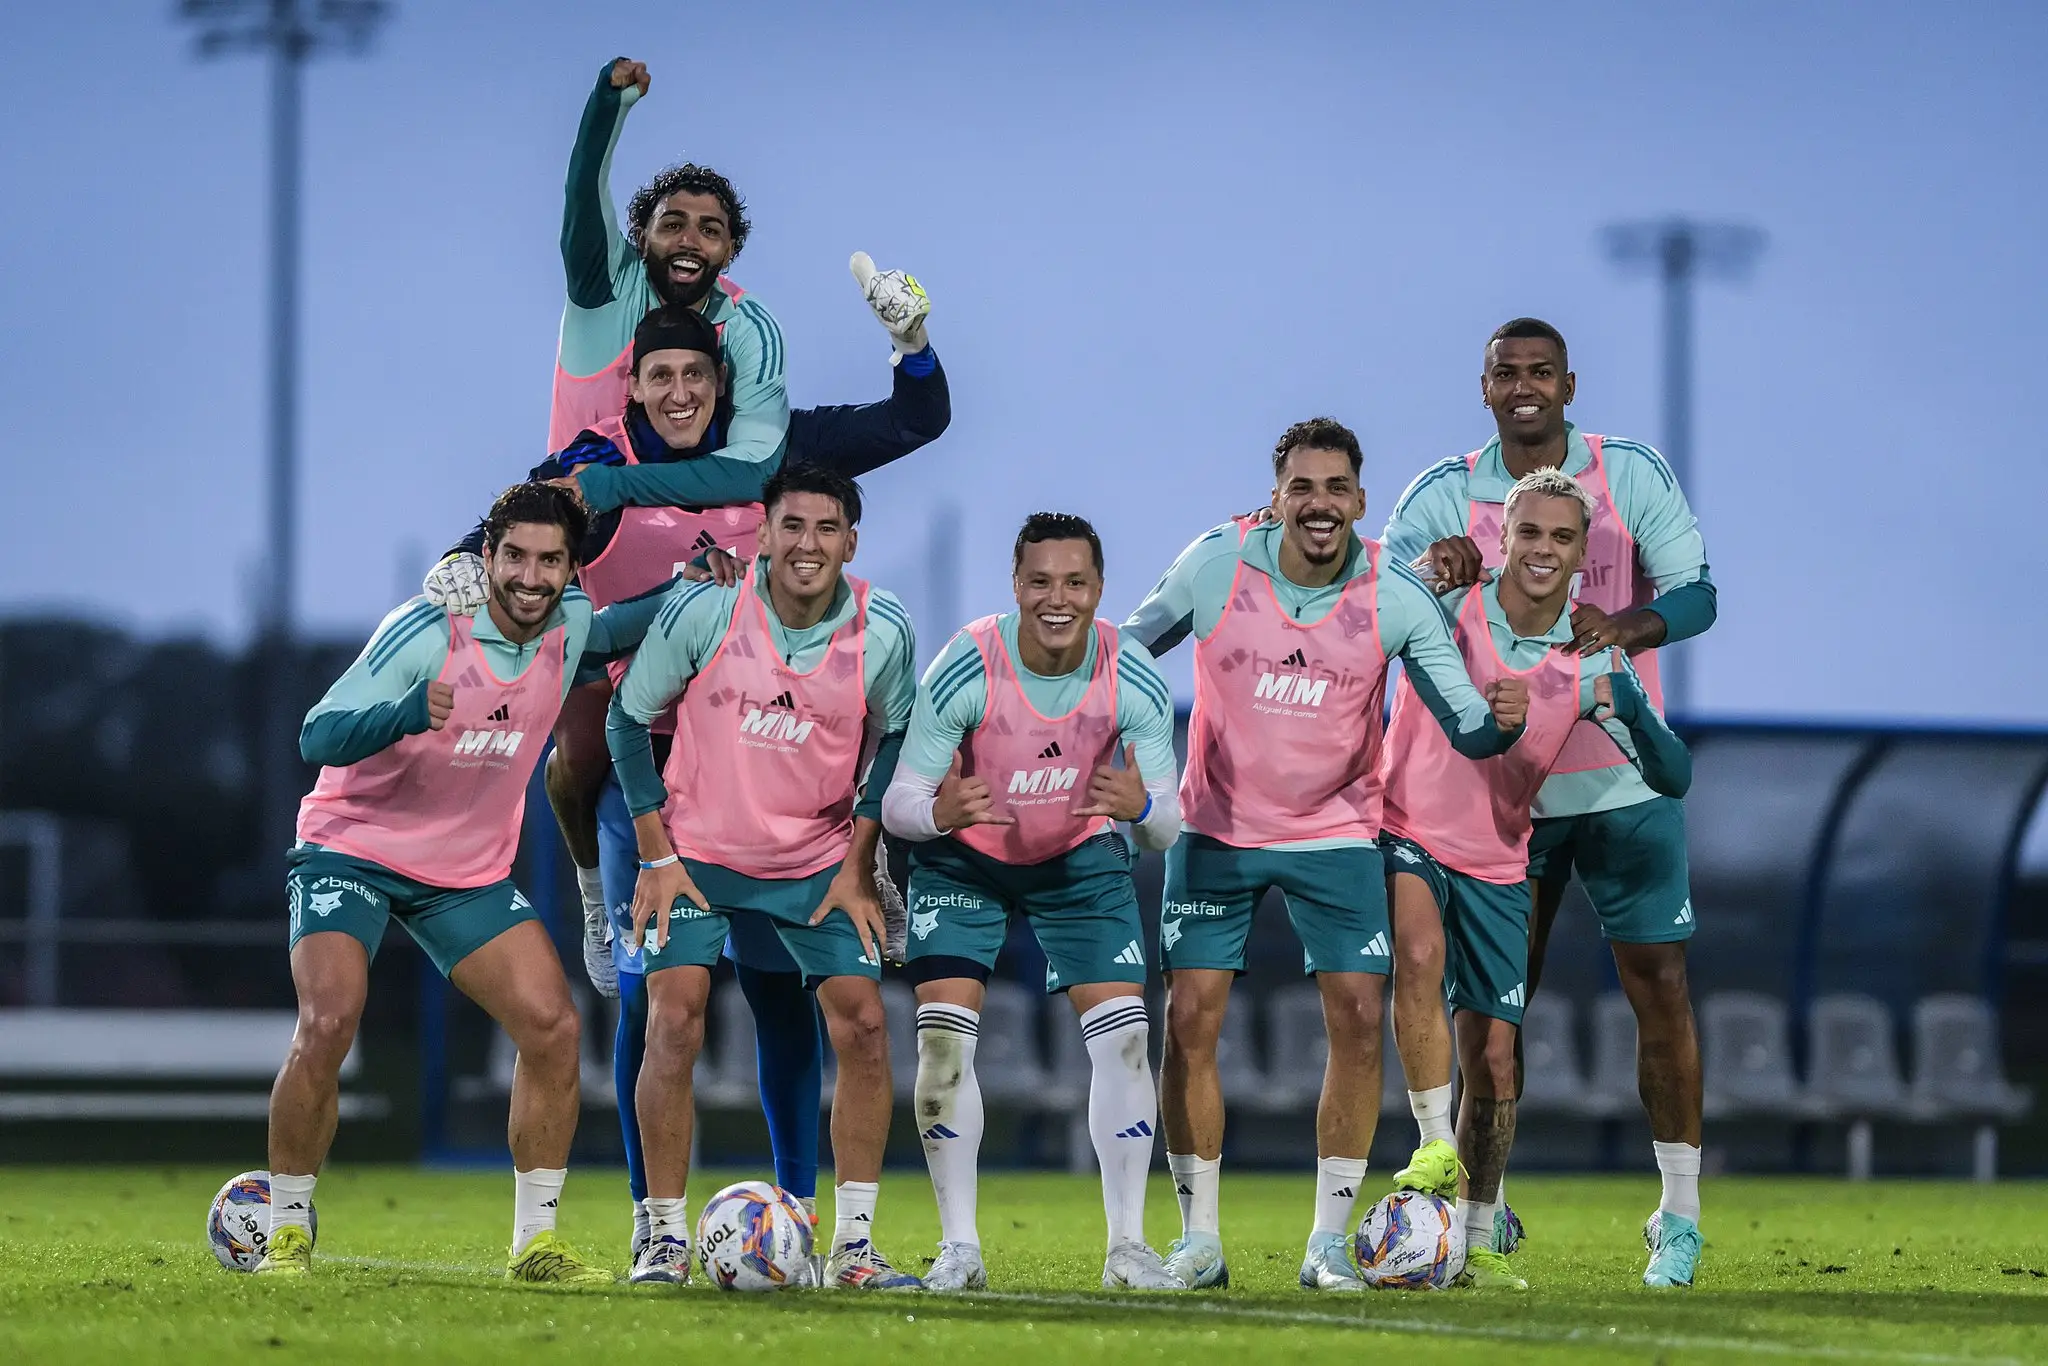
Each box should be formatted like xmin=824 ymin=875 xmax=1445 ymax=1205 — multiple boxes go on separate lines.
xmin=875 ymin=834 xmax=909 ymax=966
xmin=423 ymin=552 xmax=487 ymax=615
xmin=850 ymin=251 xmax=931 ymax=364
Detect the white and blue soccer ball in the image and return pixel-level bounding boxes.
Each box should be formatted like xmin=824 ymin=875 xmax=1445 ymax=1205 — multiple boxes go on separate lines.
xmin=695 ymin=1180 xmax=814 ymax=1292
xmin=207 ymin=1170 xmax=316 ymax=1272
xmin=1354 ymin=1190 xmax=1466 ymax=1290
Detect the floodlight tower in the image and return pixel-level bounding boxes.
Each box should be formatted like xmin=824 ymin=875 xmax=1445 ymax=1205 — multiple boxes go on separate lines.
xmin=1601 ymin=218 xmax=1765 ymax=720
xmin=178 ymin=0 xmax=390 ymax=881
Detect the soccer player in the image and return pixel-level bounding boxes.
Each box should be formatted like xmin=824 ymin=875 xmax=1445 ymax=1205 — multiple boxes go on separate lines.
xmin=883 ymin=514 xmax=1186 ymax=1293
xmin=260 ymin=483 xmax=665 ymax=1283
xmin=1122 ymin=418 xmax=1525 ymax=1292
xmin=1383 ymin=318 xmax=1716 ymax=1287
xmin=1378 ymin=466 xmax=1693 ymax=1290
xmin=605 ymin=465 xmax=923 ymax=1290
xmin=550 ymin=56 xmax=787 ymax=455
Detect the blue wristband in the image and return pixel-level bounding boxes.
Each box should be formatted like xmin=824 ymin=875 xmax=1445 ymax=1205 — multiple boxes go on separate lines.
xmin=639 ymin=854 xmax=679 ymax=870
xmin=1137 ymin=795 xmax=1153 ymax=825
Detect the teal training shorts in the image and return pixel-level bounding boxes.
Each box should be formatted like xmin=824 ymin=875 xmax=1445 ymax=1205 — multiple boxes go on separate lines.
xmin=286 ymin=844 xmax=538 ymax=979
xmin=1160 ymin=833 xmax=1391 ymax=976
xmin=1381 ymin=833 xmax=1531 ymax=1026
xmin=903 ymin=831 xmax=1146 ymax=995
xmin=641 ymin=858 xmax=876 ymax=986
xmin=1524 ymin=795 xmax=1694 ymax=944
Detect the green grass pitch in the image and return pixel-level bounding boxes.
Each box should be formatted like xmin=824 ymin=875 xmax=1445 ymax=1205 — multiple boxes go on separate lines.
xmin=3 ymin=1167 xmax=2046 ymax=1363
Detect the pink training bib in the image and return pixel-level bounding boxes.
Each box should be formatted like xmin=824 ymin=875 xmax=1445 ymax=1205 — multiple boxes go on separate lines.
xmin=573 ymin=412 xmax=766 ymax=735
xmin=1180 ymin=531 xmax=1390 ymax=848
xmin=297 ymin=611 xmax=567 ymax=888
xmin=1466 ymin=433 xmax=1663 ymax=775
xmin=954 ymin=616 xmax=1123 ymax=867
xmin=1379 ymin=587 xmax=1582 ymax=883
xmin=547 ymin=278 xmax=745 ymax=453
xmin=661 ymin=573 xmax=870 ymax=879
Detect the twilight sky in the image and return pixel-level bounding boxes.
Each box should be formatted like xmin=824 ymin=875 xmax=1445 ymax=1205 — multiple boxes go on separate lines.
xmin=3 ymin=0 xmax=2044 ymax=722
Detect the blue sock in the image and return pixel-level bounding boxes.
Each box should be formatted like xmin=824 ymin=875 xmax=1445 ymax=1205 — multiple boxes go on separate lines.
xmin=614 ymin=970 xmax=649 ymax=1203
xmin=735 ymin=964 xmax=822 ymax=1199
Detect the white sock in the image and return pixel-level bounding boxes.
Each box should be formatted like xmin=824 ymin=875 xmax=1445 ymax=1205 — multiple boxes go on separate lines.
xmin=268 ymin=1172 xmax=316 ymax=1236
xmin=632 ymin=1198 xmax=651 ymax=1251
xmin=1312 ymin=1156 xmax=1368 ymax=1238
xmin=512 ymin=1166 xmax=566 ymax=1256
xmin=915 ymin=1003 xmax=984 ymax=1247
xmin=833 ymin=1180 xmax=879 ymax=1250
xmin=1653 ymin=1141 xmax=1702 ymax=1222
xmin=1408 ymin=1085 xmax=1455 ymax=1146
xmin=644 ymin=1195 xmax=689 ymax=1244
xmin=1167 ymin=1153 xmax=1221 ymax=1237
xmin=575 ymin=864 xmax=606 ymax=919
xmin=1463 ymin=1195 xmax=1501 ymax=1252
xmin=1080 ymin=996 xmax=1156 ymax=1250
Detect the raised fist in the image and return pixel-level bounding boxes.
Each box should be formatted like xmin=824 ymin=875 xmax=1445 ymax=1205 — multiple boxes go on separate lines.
xmin=609 ymin=59 xmax=650 ymax=95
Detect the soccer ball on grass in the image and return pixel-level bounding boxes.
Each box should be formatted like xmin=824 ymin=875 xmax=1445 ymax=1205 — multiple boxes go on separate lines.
xmin=208 ymin=1170 xmax=316 ymax=1272
xmin=695 ymin=1180 xmax=814 ymax=1291
xmin=1353 ymin=1190 xmax=1465 ymax=1289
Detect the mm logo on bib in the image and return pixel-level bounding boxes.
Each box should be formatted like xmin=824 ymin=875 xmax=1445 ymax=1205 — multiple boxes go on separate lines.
xmin=1007 ymin=764 xmax=1079 ymax=799
xmin=735 ymin=690 xmax=830 ymax=751
xmin=1240 ymin=647 xmax=1367 ymax=720
xmin=451 ymin=728 xmax=525 ymax=764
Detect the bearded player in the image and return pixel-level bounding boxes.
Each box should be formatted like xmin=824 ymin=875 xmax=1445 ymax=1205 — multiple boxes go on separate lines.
xmin=550 ymin=55 xmax=786 ymax=454
xmin=1123 ymin=418 xmax=1524 ymax=1292
xmin=883 ymin=514 xmax=1186 ymax=1293
xmin=1378 ymin=466 xmax=1692 ymax=1289
xmin=260 ymin=483 xmax=667 ymax=1283
xmin=606 ymin=465 xmax=924 ymax=1289
xmin=1384 ymin=318 xmax=1715 ymax=1287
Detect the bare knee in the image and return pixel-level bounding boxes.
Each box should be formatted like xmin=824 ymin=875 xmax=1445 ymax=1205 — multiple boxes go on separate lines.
xmin=645 ymin=995 xmax=703 ymax=1058
xmin=1322 ymin=979 xmax=1384 ymax=1064
xmin=1618 ymin=945 xmax=1693 ymax=1019
xmin=1164 ymin=985 xmax=1227 ymax=1061
xmin=826 ymin=992 xmax=888 ymax=1066
xmin=1456 ymin=1017 xmax=1517 ymax=1098
xmin=511 ymin=994 xmax=583 ymax=1071
xmin=1395 ymin=931 xmax=1444 ymax=991
xmin=290 ymin=998 xmax=362 ymax=1071
xmin=544 ymin=747 xmax=602 ymax=815
xmin=1481 ymin=1028 xmax=1517 ymax=1096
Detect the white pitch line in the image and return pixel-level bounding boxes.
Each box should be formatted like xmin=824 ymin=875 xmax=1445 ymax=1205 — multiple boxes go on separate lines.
xmin=958 ymin=1290 xmax=2024 ymax=1366
xmin=323 ymin=1257 xmax=2025 ymax=1366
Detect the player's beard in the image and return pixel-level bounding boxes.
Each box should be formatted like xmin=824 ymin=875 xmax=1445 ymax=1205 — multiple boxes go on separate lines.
xmin=646 ymin=249 xmax=717 ymax=308
xmin=1288 ymin=517 xmax=1345 ymax=567
xmin=492 ymin=579 xmax=562 ymax=631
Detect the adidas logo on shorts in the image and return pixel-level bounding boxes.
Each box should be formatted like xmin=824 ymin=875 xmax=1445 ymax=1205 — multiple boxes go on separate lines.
xmin=1500 ymin=983 xmax=1526 ymax=1008
xmin=1113 ymin=940 xmax=1144 ymax=967
xmin=1674 ymin=899 xmax=1694 ymax=926
xmin=1361 ymin=931 xmax=1390 ymax=958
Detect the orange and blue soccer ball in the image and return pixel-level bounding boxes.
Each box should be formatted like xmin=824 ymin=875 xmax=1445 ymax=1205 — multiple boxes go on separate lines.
xmin=207 ymin=1170 xmax=316 ymax=1272
xmin=695 ymin=1180 xmax=814 ymax=1291
xmin=1353 ymin=1189 xmax=1466 ymax=1289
